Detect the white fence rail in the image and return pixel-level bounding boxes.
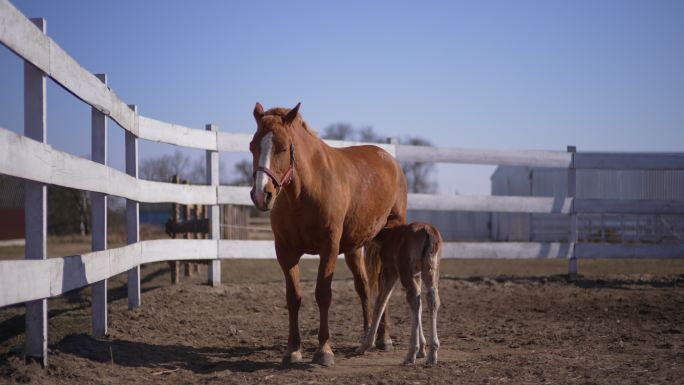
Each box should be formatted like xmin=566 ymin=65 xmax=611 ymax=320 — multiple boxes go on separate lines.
xmin=1 ymin=0 xmax=682 ymax=365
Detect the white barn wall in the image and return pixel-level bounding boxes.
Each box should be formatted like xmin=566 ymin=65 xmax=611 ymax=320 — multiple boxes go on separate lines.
xmin=492 ymin=167 xmax=684 ymax=242
xmin=490 ymin=166 xmax=532 ymax=241
xmin=407 ymin=210 xmax=490 ymax=242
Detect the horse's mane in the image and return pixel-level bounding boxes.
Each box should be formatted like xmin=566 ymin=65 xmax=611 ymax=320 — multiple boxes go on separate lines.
xmin=263 ymin=107 xmax=319 ymax=138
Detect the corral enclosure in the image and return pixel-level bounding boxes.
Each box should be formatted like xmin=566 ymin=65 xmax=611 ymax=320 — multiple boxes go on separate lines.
xmin=1 ymin=0 xmax=684 ymax=383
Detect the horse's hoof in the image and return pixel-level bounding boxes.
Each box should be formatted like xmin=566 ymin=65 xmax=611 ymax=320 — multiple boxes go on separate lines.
xmin=416 ymin=347 xmax=427 ymax=358
xmin=355 ymin=345 xmax=369 ymax=355
xmin=281 ymin=350 xmax=303 ymax=365
xmin=376 ymin=339 xmax=393 ymax=352
xmin=403 ymin=356 xmax=416 ymax=366
xmin=312 ymin=350 xmax=335 ymax=367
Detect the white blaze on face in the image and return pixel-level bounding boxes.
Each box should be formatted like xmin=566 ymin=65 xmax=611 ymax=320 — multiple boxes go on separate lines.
xmin=254 ymin=132 xmax=274 ymax=205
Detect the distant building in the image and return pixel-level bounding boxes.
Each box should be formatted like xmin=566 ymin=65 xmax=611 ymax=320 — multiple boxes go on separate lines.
xmin=491 ymin=166 xmax=684 ymax=243
xmin=407 ymin=210 xmax=490 ymax=242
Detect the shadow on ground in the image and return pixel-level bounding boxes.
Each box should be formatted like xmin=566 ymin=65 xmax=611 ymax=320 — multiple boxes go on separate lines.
xmin=0 ymin=267 xmax=168 ymax=345
xmin=442 ymin=273 xmax=684 ymax=289
xmin=55 ymin=333 xmax=302 ymax=373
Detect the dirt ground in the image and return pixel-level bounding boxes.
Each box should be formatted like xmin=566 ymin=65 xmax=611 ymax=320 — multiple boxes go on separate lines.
xmin=1 ymin=258 xmax=683 ymax=385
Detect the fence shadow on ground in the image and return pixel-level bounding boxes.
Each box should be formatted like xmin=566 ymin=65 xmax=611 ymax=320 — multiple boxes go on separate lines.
xmin=442 ymin=274 xmax=684 ymax=290
xmin=0 ymin=267 xmax=169 ymax=346
xmin=55 ymin=333 xmax=306 ymax=373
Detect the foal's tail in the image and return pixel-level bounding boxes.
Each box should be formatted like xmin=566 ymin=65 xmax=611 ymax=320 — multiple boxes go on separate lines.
xmin=364 ymin=239 xmax=382 ymax=296
xmin=421 ymin=225 xmax=442 ymax=277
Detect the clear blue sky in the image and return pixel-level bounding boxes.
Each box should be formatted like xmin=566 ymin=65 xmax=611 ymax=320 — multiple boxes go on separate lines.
xmin=1 ymin=0 xmax=682 ymax=194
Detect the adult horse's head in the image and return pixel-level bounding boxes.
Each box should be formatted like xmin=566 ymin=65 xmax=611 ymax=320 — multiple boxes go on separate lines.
xmin=249 ymin=102 xmax=301 ymax=211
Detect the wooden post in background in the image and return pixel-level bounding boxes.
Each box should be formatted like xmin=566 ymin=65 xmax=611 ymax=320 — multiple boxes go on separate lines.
xmin=23 ymin=17 xmax=48 ymax=366
xmin=126 ymin=105 xmax=141 ymax=308
xmin=567 ymin=145 xmax=578 ymax=280
xmin=206 ymin=124 xmax=221 ymax=286
xmin=91 ymin=74 xmax=108 ymax=337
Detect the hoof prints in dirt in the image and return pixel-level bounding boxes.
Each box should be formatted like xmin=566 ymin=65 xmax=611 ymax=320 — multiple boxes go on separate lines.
xmin=2 ymin=261 xmax=684 ymax=384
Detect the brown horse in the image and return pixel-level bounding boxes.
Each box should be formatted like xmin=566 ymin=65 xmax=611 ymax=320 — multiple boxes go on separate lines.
xmin=356 ymin=222 xmax=442 ymax=366
xmin=249 ymin=102 xmax=407 ymax=366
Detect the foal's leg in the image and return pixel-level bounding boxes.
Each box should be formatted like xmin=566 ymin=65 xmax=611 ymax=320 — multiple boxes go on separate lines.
xmin=357 ymin=269 xmax=397 ymax=354
xmin=344 ymin=247 xmax=371 ymax=338
xmin=423 ymin=266 xmax=441 ymax=366
xmin=400 ymin=273 xmax=421 ymax=365
xmin=313 ymin=242 xmax=340 ymax=367
xmin=376 ymin=306 xmax=393 ymax=351
xmin=276 ymin=247 xmax=304 ymax=364
xmin=416 ymin=277 xmax=427 ymax=359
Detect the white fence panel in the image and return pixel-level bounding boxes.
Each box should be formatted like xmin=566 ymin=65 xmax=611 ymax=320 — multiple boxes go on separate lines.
xmin=138 ymin=116 xmax=217 ymax=150
xmin=409 ymin=194 xmax=572 ymax=213
xmin=396 ymin=144 xmax=572 ymax=168
xmin=574 ymin=199 xmax=684 ymax=215
xmin=577 ymin=243 xmax=684 ymax=259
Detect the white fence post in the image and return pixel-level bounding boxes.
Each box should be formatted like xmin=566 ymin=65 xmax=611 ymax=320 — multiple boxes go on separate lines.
xmin=567 ymin=146 xmax=578 ymax=280
xmin=126 ymin=105 xmax=141 ymax=308
xmin=23 ymin=17 xmax=48 ymax=367
xmin=206 ymin=124 xmax=221 ymax=287
xmin=91 ymin=74 xmax=108 ymax=336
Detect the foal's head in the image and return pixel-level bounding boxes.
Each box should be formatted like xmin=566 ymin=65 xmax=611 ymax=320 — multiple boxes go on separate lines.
xmin=249 ymin=102 xmax=301 ymax=211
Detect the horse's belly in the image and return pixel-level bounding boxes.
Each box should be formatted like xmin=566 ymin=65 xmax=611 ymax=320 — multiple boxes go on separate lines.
xmin=338 ymin=209 xmax=391 ymax=253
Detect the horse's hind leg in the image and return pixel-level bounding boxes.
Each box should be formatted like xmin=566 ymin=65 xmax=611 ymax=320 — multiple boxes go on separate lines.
xmin=365 ymin=242 xmax=394 ymax=351
xmin=344 ymin=248 xmax=371 ymax=338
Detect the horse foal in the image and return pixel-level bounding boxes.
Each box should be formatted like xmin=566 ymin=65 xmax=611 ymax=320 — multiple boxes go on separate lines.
xmin=357 ymin=222 xmax=442 ymax=366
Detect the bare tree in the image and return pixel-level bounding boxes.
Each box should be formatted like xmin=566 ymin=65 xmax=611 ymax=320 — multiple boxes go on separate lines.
xmin=187 ymin=156 xmax=206 ymax=184
xmin=140 ymin=150 xmax=192 ymax=182
xmin=322 ymin=123 xmax=355 ymax=140
xmin=401 ymin=137 xmax=437 ymax=194
xmin=140 ymin=150 xmax=229 ymax=184
xmin=48 ymin=186 xmax=90 ymax=235
xmin=357 ymin=126 xmax=384 ymax=143
xmin=316 ymin=123 xmax=439 ymax=193
xmin=230 ymin=159 xmax=253 ymax=186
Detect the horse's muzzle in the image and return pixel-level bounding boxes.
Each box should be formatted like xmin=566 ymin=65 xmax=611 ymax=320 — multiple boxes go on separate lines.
xmin=250 ymin=186 xmax=273 ymax=211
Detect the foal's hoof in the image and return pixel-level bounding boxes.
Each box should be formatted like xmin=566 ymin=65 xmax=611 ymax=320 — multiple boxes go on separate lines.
xmin=416 ymin=346 xmax=427 ymax=358
xmin=425 ymin=352 xmax=438 ymax=367
xmin=281 ymin=351 xmax=303 ymax=365
xmin=312 ymin=350 xmax=335 ymax=367
xmin=375 ymin=339 xmax=393 ymax=352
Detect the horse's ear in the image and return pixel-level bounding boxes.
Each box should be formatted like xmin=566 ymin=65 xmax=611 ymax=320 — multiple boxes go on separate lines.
xmin=284 ymin=102 xmax=301 ymax=124
xmin=253 ymin=102 xmax=264 ymax=121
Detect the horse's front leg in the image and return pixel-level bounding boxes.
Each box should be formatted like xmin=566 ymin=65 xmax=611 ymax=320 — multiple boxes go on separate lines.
xmin=276 ymin=246 xmax=303 ymax=365
xmin=313 ymin=241 xmax=340 ymax=367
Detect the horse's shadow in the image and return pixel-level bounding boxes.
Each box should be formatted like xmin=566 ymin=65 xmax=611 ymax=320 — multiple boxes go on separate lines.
xmin=55 ymin=333 xmax=312 ymax=373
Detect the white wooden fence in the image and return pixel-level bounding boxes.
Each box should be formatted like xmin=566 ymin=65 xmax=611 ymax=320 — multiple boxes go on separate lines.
xmin=1 ymin=0 xmax=683 ymax=365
